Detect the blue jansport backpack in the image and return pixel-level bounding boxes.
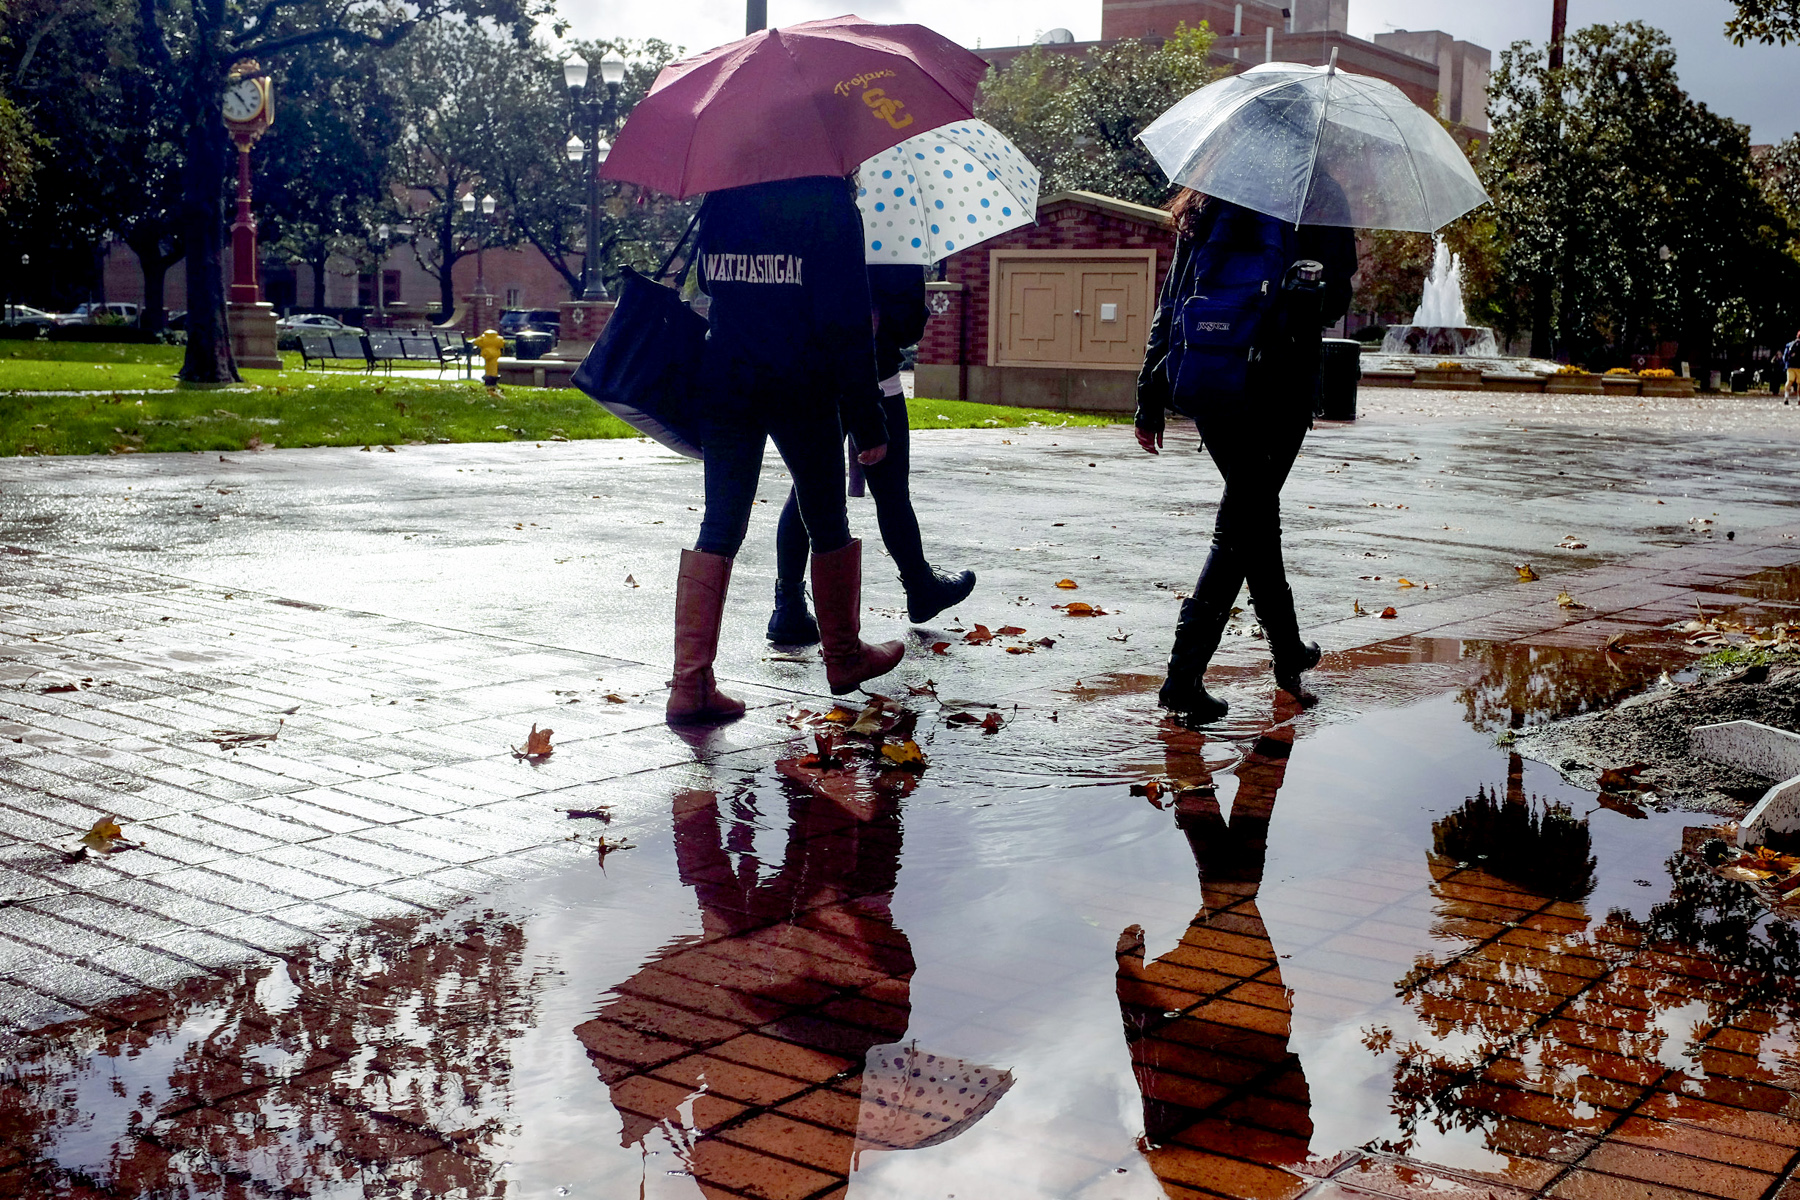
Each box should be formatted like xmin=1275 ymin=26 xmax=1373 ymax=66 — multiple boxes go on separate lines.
xmin=1165 ymin=202 xmax=1299 ymax=414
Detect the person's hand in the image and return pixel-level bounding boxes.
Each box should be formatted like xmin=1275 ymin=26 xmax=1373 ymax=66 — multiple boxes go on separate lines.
xmin=1135 ymin=425 xmax=1163 ymax=455
xmin=857 ymin=443 xmax=888 ymax=466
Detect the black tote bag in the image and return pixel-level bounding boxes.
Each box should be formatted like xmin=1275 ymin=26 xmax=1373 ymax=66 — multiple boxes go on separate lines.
xmin=572 ymin=210 xmax=707 ymax=459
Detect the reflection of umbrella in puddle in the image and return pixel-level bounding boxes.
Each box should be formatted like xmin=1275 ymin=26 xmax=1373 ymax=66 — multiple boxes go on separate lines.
xmin=853 ymin=1042 xmax=1013 ymax=1164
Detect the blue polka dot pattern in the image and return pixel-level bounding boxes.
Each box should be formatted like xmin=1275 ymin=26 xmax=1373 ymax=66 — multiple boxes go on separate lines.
xmin=853 ymin=118 xmax=1042 ymax=266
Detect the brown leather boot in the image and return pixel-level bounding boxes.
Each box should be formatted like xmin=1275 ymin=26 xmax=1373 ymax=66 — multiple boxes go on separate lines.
xmin=666 ymin=549 xmax=747 ymax=725
xmin=811 ymin=539 xmax=904 ymax=695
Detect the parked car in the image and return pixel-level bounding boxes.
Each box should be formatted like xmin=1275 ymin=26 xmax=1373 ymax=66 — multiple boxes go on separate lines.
xmin=2 ymin=304 xmax=55 ymax=327
xmin=55 ymin=302 xmax=140 ymax=326
xmin=497 ymin=308 xmax=560 ymax=337
xmin=276 ymin=313 xmax=363 ymax=336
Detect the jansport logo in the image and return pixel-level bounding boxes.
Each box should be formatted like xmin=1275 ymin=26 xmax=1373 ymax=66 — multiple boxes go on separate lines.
xmin=703 ymin=253 xmax=804 ymax=285
xmin=1193 ymin=320 xmax=1232 ymax=332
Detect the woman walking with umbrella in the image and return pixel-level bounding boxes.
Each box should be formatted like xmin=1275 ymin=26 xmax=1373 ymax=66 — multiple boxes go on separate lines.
xmin=600 ymin=18 xmax=988 ymax=724
xmin=1134 ymin=55 xmax=1489 ymax=721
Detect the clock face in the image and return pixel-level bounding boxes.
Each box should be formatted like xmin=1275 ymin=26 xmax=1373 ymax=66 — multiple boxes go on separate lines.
xmin=222 ymin=79 xmax=263 ymax=123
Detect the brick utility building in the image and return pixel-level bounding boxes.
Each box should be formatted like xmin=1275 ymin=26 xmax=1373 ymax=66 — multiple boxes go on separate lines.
xmin=915 ymin=191 xmax=1177 ymax=412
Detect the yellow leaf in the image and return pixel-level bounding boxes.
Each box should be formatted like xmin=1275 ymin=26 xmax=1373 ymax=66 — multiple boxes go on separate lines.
xmin=1380 ymin=606 xmax=1398 ymax=619
xmin=822 ymin=706 xmax=857 ymax=723
xmin=1517 ymin=564 xmax=1539 ymax=581
xmin=880 ymin=740 xmax=926 ymax=770
xmin=1353 ymin=599 xmax=1366 ymax=615
xmin=1397 ymin=578 xmax=1417 ymax=589
xmin=1055 ymin=578 xmax=1079 ymax=589
xmin=849 ymin=701 xmax=888 ymax=736
xmin=79 ymin=816 xmax=125 ymax=851
xmin=1556 ymin=591 xmax=1587 ymax=609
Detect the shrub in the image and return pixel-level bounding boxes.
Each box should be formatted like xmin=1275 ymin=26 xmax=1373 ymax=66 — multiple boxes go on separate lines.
xmin=1605 ymin=367 xmax=1636 ymax=375
xmin=1555 ymin=363 xmax=1590 ymax=375
xmin=46 ymin=325 xmax=157 ymax=344
xmin=1640 ymin=367 xmax=1676 ymax=378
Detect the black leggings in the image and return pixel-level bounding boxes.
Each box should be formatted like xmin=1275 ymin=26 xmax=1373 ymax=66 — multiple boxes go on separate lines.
xmin=1190 ymin=403 xmax=1311 ymax=632
xmin=773 ymin=392 xmax=925 ymax=583
xmin=694 ymin=397 xmax=852 ymax=559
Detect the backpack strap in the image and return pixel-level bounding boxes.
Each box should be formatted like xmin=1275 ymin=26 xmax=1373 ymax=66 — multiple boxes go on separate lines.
xmin=656 ymin=205 xmax=705 ymax=287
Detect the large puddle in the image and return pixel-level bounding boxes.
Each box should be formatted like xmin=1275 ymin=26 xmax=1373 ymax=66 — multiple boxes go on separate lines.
xmin=5 ymin=638 xmax=1799 ymax=1199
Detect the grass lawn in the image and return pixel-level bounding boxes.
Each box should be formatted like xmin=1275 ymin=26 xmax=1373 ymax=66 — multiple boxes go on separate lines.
xmin=0 ymin=341 xmax=1125 ymax=457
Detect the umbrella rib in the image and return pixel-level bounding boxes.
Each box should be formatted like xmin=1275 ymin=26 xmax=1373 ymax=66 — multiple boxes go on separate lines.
xmin=1297 ymin=50 xmax=1339 ymax=228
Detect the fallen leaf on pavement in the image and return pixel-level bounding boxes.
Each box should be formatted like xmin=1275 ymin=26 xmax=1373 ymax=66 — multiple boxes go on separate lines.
xmin=822 ymin=705 xmax=858 ymax=723
xmin=1517 ymin=564 xmax=1540 ymax=582
xmin=930 ymin=642 xmax=951 ymax=655
xmin=1055 ymin=579 xmax=1079 ymax=589
xmin=1556 ymin=591 xmax=1587 ymax=609
xmin=1130 ymin=781 xmax=1164 ymax=803
xmin=603 ymin=693 xmax=627 ymax=703
xmin=512 ymin=723 xmax=554 ymax=759
xmin=848 ymin=701 xmax=889 ymax=736
xmin=996 ymin=625 xmax=1026 ymax=637
xmin=981 ymin=711 xmax=1004 ymax=734
xmin=1595 ymin=792 xmax=1649 ymax=819
xmin=1397 ymin=578 xmax=1417 ymax=589
xmin=880 ymin=741 xmax=926 ymax=770
xmin=906 ymin=681 xmax=938 ymax=696
xmin=1598 ymin=764 xmax=1648 ymax=791
xmin=1353 ymin=599 xmax=1367 ymax=616
xmin=78 ymin=816 xmax=131 ymax=853
xmin=1605 ymin=633 xmax=1631 ymax=653
xmin=1380 ymin=607 xmax=1398 ymax=619
xmin=1035 ymin=637 xmax=1056 ymax=648
xmin=1004 ymin=645 xmax=1034 ymax=654
xmin=564 ymin=808 xmax=612 ymax=823
xmin=1055 ymin=602 xmax=1108 ymax=617
xmin=1557 ymin=535 xmax=1588 ymax=549
xmin=624 ymin=574 xmax=639 ymax=587
xmin=964 ymin=624 xmax=995 ymax=645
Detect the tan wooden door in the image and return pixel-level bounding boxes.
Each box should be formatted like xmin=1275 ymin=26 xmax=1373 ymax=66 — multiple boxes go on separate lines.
xmin=992 ymin=253 xmax=1153 ymax=369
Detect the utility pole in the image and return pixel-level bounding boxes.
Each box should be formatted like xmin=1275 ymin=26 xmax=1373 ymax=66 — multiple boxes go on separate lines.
xmin=747 ymin=0 xmax=766 ymax=34
xmin=1549 ymin=0 xmax=1568 ymax=69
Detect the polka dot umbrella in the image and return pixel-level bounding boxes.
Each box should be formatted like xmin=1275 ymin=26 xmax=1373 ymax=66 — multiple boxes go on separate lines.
xmin=856 ymin=119 xmax=1040 ymax=265
xmin=852 ymin=1042 xmax=1014 ymax=1163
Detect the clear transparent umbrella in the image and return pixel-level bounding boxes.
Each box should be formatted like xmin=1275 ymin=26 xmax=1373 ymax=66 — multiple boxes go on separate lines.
xmin=1139 ymin=57 xmax=1489 ymax=232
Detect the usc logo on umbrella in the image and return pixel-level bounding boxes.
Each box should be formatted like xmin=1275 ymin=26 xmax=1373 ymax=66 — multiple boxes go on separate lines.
xmin=861 ymin=88 xmax=913 ymax=130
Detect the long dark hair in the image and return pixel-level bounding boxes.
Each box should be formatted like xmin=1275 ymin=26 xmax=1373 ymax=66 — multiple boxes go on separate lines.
xmin=1169 ymin=188 xmax=1210 ymax=240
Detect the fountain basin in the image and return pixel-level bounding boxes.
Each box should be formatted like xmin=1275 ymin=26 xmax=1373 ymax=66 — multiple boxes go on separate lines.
xmin=1380 ymin=325 xmax=1500 ymax=357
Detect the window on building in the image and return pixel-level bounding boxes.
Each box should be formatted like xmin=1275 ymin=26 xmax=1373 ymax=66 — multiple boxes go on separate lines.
xmin=505 ymin=287 xmax=523 ymax=307
xmin=384 ymin=270 xmax=401 ymax=303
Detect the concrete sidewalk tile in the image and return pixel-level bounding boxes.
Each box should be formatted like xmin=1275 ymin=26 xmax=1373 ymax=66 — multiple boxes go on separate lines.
xmin=201 ymin=855 xmax=351 ymax=901
xmin=258 ymin=843 xmax=400 ymax=886
xmin=282 ymin=787 xmax=421 ymax=826
xmin=306 ymin=833 xmax=457 ymax=877
xmin=141 ymin=812 xmax=283 ymax=856
xmin=90 ymin=877 xmax=249 ymax=927
xmin=347 ymin=825 xmax=490 ymax=866
xmin=333 ymin=777 xmax=465 ymax=816
xmin=151 ymin=867 xmax=304 ymax=914
xmin=0 ymin=979 xmax=83 ymax=1029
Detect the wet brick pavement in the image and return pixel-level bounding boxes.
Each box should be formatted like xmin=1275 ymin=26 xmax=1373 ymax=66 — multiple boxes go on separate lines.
xmin=5 ymin=404 xmax=1800 ymax=1198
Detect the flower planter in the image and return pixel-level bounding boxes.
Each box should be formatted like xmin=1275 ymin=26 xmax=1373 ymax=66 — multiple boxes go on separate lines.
xmin=1639 ymin=377 xmax=1696 ymax=397
xmin=1545 ymin=373 xmax=1603 ymax=395
xmin=1600 ymin=375 xmax=1642 ymax=396
xmin=1412 ymin=366 xmax=1483 ymax=390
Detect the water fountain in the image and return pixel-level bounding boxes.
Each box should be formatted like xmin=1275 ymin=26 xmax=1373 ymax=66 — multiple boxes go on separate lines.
xmin=1358 ymin=236 xmax=1559 ymax=386
xmin=1380 ymin=238 xmax=1500 ymax=357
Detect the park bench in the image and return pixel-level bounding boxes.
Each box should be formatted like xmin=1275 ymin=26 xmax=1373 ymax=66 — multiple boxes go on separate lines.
xmin=298 ymin=333 xmax=374 ymax=371
xmin=365 ymin=330 xmax=401 ymax=374
xmin=432 ymin=330 xmax=476 ymax=378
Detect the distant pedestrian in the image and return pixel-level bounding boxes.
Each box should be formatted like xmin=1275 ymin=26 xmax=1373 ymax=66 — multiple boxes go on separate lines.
xmin=1135 ymin=188 xmax=1356 ymax=721
xmin=667 ymin=175 xmax=904 ymax=725
xmin=766 ymin=264 xmax=976 ymax=644
xmin=1784 ymin=330 xmax=1800 ymax=399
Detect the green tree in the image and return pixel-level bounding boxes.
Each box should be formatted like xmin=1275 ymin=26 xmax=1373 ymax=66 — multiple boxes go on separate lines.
xmin=130 ymin=0 xmax=550 ymax=384
xmin=1725 ymin=0 xmax=1800 ymax=44
xmin=480 ymin=37 xmax=695 ymax=300
xmin=256 ymin=38 xmax=397 ymax=312
xmin=979 ymin=24 xmax=1220 ymax=206
xmin=1483 ymin=23 xmax=1796 ymax=369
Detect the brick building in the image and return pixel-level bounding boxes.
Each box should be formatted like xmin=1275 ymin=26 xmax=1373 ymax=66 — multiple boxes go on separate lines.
xmin=915 ymin=191 xmax=1177 ymax=411
xmin=986 ymin=0 xmax=1490 ymax=138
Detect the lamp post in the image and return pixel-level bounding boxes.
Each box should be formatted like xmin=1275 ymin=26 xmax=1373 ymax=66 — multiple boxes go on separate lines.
xmin=563 ymin=53 xmax=625 ymax=302
xmin=462 ymin=191 xmax=497 ymax=296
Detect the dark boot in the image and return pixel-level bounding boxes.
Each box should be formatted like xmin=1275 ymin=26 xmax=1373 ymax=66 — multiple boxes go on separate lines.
xmin=812 ymin=540 xmax=904 ymax=695
xmin=1158 ymin=596 xmax=1231 ymax=722
xmin=766 ymin=578 xmax=820 ymax=645
xmin=1254 ymin=582 xmax=1321 ymax=706
xmin=901 ymin=567 xmax=976 ymax=624
xmin=666 ymin=550 xmax=747 ymax=726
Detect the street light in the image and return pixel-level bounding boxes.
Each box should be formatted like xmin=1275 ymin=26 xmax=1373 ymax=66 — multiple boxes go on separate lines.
xmin=460 ymin=192 xmax=498 ymax=296
xmin=564 ymin=52 xmax=626 ymax=301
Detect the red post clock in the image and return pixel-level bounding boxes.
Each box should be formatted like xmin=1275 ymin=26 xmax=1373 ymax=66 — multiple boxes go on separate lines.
xmin=220 ymin=63 xmax=281 ymax=368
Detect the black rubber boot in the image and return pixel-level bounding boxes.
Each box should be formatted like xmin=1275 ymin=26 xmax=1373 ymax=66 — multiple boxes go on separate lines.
xmin=1158 ymin=596 xmax=1231 ymax=723
xmin=1255 ymin=582 xmax=1321 ymax=706
xmin=901 ymin=568 xmax=976 ymax=625
xmin=765 ymin=579 xmax=820 ymax=646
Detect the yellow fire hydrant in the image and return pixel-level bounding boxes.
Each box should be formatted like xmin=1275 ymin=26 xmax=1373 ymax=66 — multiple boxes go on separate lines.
xmin=472 ymin=328 xmax=506 ymax=385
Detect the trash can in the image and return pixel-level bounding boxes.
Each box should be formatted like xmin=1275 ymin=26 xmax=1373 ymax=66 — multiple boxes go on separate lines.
xmin=515 ymin=331 xmax=553 ymax=361
xmin=1730 ymin=368 xmax=1750 ymax=394
xmin=1319 ymin=338 xmax=1361 ymax=420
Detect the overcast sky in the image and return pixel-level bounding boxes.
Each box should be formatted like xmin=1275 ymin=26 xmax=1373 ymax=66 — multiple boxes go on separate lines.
xmin=556 ymin=0 xmax=1796 ymax=142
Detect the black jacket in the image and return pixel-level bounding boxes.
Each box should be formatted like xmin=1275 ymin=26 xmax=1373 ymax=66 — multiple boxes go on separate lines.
xmin=869 ymin=264 xmax=929 ymax=382
xmin=1137 ymin=200 xmax=1357 ymax=430
xmin=696 ymin=175 xmax=886 ymax=449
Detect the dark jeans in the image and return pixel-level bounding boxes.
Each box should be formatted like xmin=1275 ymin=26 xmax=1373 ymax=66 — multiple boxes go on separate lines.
xmin=773 ymin=392 xmax=925 ymax=583
xmin=1189 ymin=401 xmax=1312 ymax=649
xmin=694 ymin=396 xmax=852 ymax=559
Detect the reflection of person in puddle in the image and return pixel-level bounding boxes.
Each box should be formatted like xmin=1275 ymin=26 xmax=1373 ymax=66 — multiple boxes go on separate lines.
xmin=1116 ymin=724 xmax=1316 ymax=1184
xmin=574 ymin=785 xmax=913 ymax=1196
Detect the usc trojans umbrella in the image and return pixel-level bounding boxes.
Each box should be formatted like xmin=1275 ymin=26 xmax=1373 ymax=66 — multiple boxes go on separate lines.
xmin=602 ymin=15 xmax=989 ymax=200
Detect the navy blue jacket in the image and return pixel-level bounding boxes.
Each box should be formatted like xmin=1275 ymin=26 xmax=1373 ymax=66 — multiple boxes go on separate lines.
xmin=695 ymin=176 xmax=886 ymax=449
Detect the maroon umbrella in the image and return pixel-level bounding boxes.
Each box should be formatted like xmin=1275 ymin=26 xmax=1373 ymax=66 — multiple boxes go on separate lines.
xmin=602 ymin=15 xmax=989 ymax=199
